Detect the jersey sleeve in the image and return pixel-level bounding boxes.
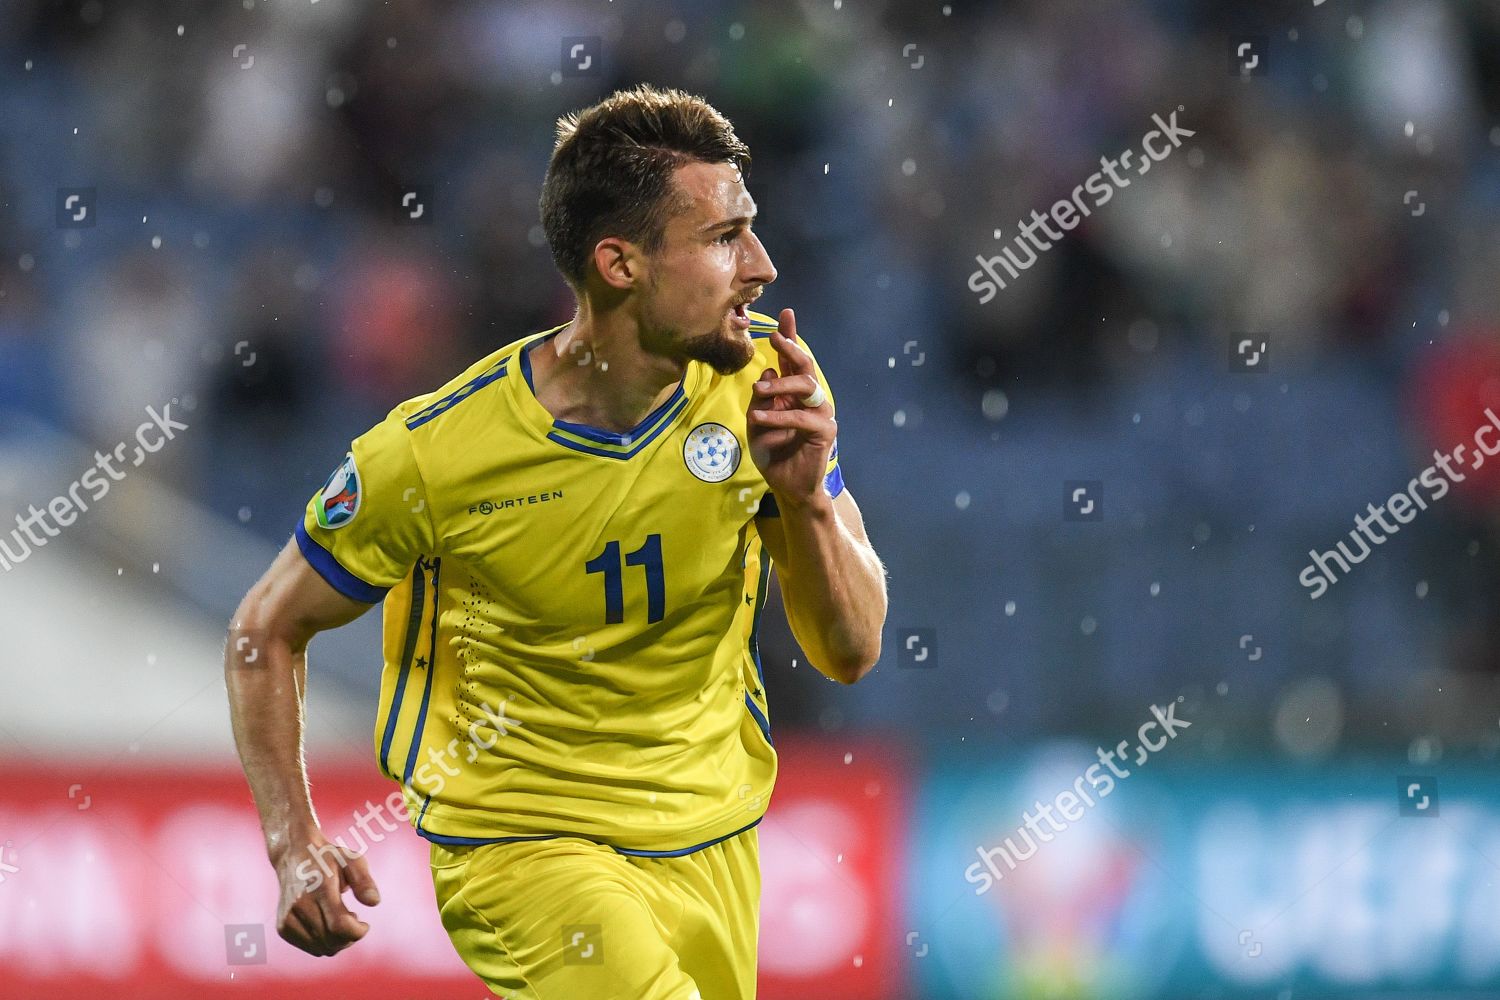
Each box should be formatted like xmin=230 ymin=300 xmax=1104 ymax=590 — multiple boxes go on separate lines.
xmin=294 ymin=407 xmax=436 ymax=603
xmin=757 ymin=337 xmax=845 ymax=518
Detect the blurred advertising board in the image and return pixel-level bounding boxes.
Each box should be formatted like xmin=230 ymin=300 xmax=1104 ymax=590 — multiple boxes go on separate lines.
xmin=758 ymin=739 xmax=908 ymax=997
xmin=908 ymin=742 xmax=1500 ymax=999
xmin=0 ymin=738 xmax=906 ymax=999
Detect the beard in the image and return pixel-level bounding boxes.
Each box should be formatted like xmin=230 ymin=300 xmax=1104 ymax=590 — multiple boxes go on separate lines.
xmin=678 ymin=316 xmax=757 ymax=375
xmin=638 ymin=270 xmax=759 ymax=375
xmin=640 ymin=302 xmax=757 ymax=375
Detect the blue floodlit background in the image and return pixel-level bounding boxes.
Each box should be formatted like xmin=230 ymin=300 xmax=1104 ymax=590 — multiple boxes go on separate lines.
xmin=2 ymin=0 xmax=1499 ymax=997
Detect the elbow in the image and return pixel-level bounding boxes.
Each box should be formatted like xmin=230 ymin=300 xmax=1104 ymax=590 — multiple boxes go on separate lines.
xmin=829 ymin=639 xmax=881 ymax=685
xmin=832 ymin=664 xmax=872 ymax=685
xmin=225 ymin=588 xmax=303 ymax=672
xmin=834 ymin=594 xmax=887 ymax=685
xmin=226 ymin=598 xmax=272 ymax=678
xmin=829 ymin=604 xmax=887 ymax=685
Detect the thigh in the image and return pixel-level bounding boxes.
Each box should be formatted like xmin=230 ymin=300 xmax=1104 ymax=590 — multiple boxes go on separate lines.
xmin=432 ymin=838 xmax=703 ymax=1000
xmin=653 ymin=827 xmax=762 ymax=1000
xmin=432 ymin=842 xmax=529 ymax=997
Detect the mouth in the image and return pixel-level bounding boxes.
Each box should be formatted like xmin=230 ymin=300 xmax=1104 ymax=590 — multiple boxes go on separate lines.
xmin=728 ymin=296 xmax=755 ymax=330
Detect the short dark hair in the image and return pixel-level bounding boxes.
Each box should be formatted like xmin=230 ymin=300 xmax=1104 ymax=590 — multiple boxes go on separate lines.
xmin=540 ymin=84 xmax=751 ymax=288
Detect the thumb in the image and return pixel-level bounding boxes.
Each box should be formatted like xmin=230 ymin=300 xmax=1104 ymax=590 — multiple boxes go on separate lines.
xmin=340 ymin=851 xmax=382 ymax=906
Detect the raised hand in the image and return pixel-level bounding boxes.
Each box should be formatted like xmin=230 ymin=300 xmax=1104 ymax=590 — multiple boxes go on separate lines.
xmin=747 ymin=308 xmax=836 ymax=509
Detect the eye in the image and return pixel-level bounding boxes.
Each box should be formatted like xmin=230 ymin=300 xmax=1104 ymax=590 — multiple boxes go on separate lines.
xmin=716 ymin=227 xmax=743 ymax=245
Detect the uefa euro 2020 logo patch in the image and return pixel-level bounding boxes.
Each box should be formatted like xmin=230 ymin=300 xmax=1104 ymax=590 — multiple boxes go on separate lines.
xmin=316 ymin=453 xmax=361 ymax=529
xmin=683 ymin=422 xmax=741 ymax=483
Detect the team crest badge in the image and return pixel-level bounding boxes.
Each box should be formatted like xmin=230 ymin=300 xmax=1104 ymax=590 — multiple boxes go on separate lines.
xmin=315 ymin=453 xmax=361 ymax=529
xmin=683 ymin=422 xmax=741 ymax=482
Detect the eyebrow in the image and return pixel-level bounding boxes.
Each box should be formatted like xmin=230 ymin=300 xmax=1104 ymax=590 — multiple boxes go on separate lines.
xmin=703 ymin=210 xmax=757 ymax=233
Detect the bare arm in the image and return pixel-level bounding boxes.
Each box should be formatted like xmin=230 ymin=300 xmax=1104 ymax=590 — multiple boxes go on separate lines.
xmin=225 ymin=537 xmax=380 ymax=957
xmin=746 ymin=310 xmax=888 ymax=685
xmin=756 ymin=487 xmax=888 ymax=684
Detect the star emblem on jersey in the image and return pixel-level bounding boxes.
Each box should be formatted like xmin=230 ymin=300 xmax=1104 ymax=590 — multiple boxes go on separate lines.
xmin=683 ymin=422 xmax=741 ymax=483
xmin=315 ymin=453 xmax=361 ymax=529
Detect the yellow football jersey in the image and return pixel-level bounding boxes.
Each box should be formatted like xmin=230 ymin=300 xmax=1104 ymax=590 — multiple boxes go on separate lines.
xmin=296 ymin=309 xmax=844 ymax=856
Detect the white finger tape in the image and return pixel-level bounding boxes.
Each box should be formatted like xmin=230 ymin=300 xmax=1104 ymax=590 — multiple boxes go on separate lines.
xmin=800 ymin=383 xmax=827 ymax=408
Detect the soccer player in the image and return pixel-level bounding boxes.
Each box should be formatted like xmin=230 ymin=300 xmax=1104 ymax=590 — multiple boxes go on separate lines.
xmin=225 ymin=84 xmax=888 ymax=999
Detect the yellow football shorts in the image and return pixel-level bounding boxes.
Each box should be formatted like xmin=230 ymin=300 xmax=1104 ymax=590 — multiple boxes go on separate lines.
xmin=430 ymin=827 xmax=761 ymax=999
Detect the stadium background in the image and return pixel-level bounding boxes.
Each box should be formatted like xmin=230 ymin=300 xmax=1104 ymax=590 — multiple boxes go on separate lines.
xmin=3 ymin=0 xmax=1500 ymax=996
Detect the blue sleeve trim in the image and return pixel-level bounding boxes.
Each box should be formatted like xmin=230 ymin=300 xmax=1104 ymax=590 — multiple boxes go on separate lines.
xmin=824 ymin=462 xmax=845 ymax=498
xmin=758 ymin=491 xmax=780 ymax=518
xmin=294 ymin=520 xmax=389 ymax=604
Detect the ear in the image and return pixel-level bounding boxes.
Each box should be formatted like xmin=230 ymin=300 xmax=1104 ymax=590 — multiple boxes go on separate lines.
xmin=591 ymin=237 xmax=643 ymax=291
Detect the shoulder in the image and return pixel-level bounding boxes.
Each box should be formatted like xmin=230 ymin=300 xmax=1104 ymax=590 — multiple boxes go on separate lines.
xmin=358 ymin=328 xmax=555 ymax=473
xmin=393 ymin=324 xmax=563 ymax=436
xmin=396 ymin=342 xmax=520 ymax=432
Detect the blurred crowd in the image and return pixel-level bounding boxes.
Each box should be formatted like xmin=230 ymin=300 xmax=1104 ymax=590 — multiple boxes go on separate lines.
xmin=3 ymin=0 xmax=1499 ymax=753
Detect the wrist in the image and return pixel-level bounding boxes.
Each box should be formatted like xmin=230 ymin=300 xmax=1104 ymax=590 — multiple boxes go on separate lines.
xmin=266 ymin=818 xmax=322 ymax=865
xmin=772 ymin=488 xmax=834 ymax=518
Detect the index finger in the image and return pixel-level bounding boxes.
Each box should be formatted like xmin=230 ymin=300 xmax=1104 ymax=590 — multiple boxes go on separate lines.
xmin=771 ymin=308 xmax=815 ymax=376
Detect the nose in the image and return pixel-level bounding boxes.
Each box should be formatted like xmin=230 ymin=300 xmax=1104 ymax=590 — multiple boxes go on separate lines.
xmin=740 ymin=229 xmax=777 ymax=287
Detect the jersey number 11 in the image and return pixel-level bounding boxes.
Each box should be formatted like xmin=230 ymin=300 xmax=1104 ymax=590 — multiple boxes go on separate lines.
xmin=584 ymin=533 xmax=665 ymax=624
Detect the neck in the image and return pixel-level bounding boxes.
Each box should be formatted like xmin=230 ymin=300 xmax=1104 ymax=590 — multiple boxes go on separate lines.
xmin=529 ymin=301 xmax=687 ymax=434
